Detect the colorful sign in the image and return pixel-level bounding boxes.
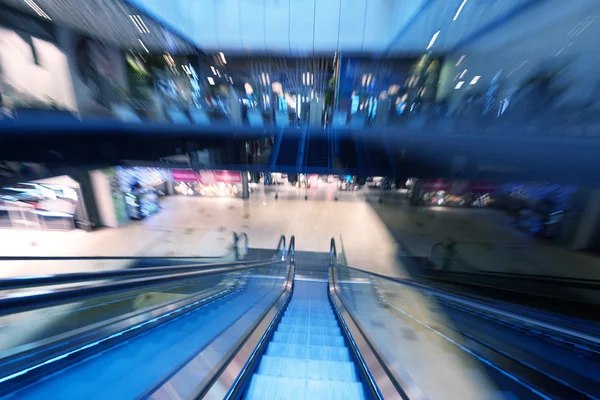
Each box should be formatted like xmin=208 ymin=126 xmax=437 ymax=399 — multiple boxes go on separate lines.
xmin=421 ymin=179 xmax=498 ymax=194
xmin=172 ymin=169 xmax=243 ymax=185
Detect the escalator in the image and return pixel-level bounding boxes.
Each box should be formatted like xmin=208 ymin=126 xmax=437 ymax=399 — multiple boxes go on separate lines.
xmin=244 ymin=280 xmax=365 ymax=399
xmin=2 ymin=236 xmax=597 ymax=399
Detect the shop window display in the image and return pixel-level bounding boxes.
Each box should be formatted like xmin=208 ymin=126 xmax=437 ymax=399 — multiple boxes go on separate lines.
xmin=172 ymin=169 xmax=242 ymax=197
xmin=117 ymin=167 xmax=166 ymax=220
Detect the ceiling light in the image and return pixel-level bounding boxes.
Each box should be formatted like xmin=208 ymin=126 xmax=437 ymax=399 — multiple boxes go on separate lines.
xmin=216 ymin=70 xmax=221 ymax=78
xmin=23 ymin=0 xmax=51 ymax=20
xmin=219 ymin=52 xmax=227 ymax=64
xmin=453 ymin=0 xmax=468 ymax=21
xmin=455 ymin=81 xmax=464 ymax=89
xmin=210 ymin=66 xmax=217 ymax=75
xmin=129 ymin=15 xmax=149 ymax=33
xmin=470 ymin=76 xmax=480 ymax=85
xmin=426 ymin=31 xmax=440 ymax=50
xmin=138 ymin=39 xmax=150 ymax=54
xmin=456 ymin=55 xmax=466 ymax=67
xmin=207 ymin=77 xmax=215 ymax=85
xmin=459 ymin=69 xmax=468 ymax=79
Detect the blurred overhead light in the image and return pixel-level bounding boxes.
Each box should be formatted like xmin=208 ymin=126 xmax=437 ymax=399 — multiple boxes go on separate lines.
xmin=426 ymin=31 xmax=440 ymax=50
xmin=207 ymin=77 xmax=215 ymax=85
xmin=453 ymin=0 xmax=468 ymax=21
xmin=455 ymin=81 xmax=464 ymax=89
xmin=459 ymin=69 xmax=468 ymax=79
xmin=470 ymin=76 xmax=480 ymax=85
xmin=138 ymin=39 xmax=150 ymax=54
xmin=23 ymin=0 xmax=51 ymax=20
xmin=244 ymin=83 xmax=254 ymax=95
xmin=219 ymin=52 xmax=227 ymax=64
xmin=456 ymin=55 xmax=466 ymax=67
xmin=129 ymin=15 xmax=149 ymax=33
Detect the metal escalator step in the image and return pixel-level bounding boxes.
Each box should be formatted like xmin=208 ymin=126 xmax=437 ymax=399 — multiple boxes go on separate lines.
xmin=284 ymin=309 xmax=335 ymax=317
xmin=245 ymin=374 xmax=366 ymax=400
xmin=257 ymin=355 xmax=359 ymax=382
xmin=265 ymin=343 xmax=351 ymax=362
xmin=276 ymin=324 xmax=342 ymax=336
xmin=280 ymin=317 xmax=339 ymax=327
xmin=271 ymin=332 xmax=345 ymax=347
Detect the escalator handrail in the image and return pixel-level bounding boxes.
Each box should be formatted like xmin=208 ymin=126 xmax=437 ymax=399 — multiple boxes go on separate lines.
xmin=329 ymin=237 xmax=337 ymax=265
xmin=334 ymin=262 xmax=600 ymax=347
xmin=182 ymin=255 xmax=296 ymax=399
xmin=288 ymin=235 xmax=295 ymax=264
xmin=275 ymin=234 xmax=286 ymax=260
xmin=0 ymin=259 xmax=270 ymax=291
xmin=0 ymin=259 xmax=282 ymax=317
xmin=329 ymin=237 xmax=410 ymax=399
xmin=328 ymin=264 xmax=411 ymax=400
xmin=0 ymin=234 xmax=285 ymax=291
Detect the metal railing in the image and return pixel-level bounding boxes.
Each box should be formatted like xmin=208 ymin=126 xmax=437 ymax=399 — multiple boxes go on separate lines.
xmin=0 ymin=234 xmax=291 ymax=315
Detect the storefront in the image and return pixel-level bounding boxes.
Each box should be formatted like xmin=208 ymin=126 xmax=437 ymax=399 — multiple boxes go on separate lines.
xmin=0 ymin=175 xmax=88 ymax=231
xmin=89 ymin=167 xmax=166 ymax=227
xmin=172 ymin=169 xmax=243 ymax=197
xmin=417 ymin=179 xmax=498 ymax=207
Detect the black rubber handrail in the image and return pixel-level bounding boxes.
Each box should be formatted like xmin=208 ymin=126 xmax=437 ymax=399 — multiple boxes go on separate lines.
xmin=0 ymin=259 xmax=282 ymax=317
xmin=0 ymin=260 xmax=261 ymax=290
xmin=0 ymin=234 xmax=286 ymax=291
xmin=288 ymin=235 xmax=295 ymax=264
xmin=329 ymin=237 xmax=337 ymax=266
xmin=432 ymin=241 xmax=600 ymax=285
xmin=275 ymin=234 xmax=286 ymax=260
xmin=425 ymin=268 xmax=600 ymax=290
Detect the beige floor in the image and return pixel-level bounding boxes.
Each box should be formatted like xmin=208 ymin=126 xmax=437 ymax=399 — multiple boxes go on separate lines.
xmin=2 ymin=193 xmax=600 ymax=280
xmin=372 ymin=202 xmax=600 ymax=279
xmin=0 ymin=194 xmax=403 ymax=278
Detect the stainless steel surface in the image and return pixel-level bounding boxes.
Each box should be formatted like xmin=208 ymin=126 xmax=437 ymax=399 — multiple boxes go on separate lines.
xmin=0 ymin=285 xmax=235 ymax=383
xmin=328 ymin=264 xmax=410 ymax=400
xmin=199 ymin=263 xmax=295 ymax=399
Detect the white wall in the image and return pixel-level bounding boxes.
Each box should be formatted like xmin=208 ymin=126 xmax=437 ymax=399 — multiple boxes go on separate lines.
xmin=0 ymin=26 xmax=77 ymax=111
xmin=89 ymin=170 xmax=118 ymax=228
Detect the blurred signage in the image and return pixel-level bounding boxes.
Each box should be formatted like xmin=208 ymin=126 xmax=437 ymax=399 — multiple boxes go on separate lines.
xmin=172 ymin=169 xmax=242 ymax=184
xmin=421 ymin=179 xmax=498 ymax=194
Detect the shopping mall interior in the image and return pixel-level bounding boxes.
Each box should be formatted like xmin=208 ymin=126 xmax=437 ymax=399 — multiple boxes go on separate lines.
xmin=1 ymin=1 xmax=600 ymax=399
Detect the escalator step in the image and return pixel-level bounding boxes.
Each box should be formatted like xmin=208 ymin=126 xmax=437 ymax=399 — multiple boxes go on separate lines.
xmin=271 ymin=332 xmax=345 ymax=347
xmin=245 ymin=375 xmax=366 ymax=400
xmin=279 ymin=317 xmax=339 ymax=327
xmin=276 ymin=324 xmax=341 ymax=336
xmin=265 ymin=343 xmax=351 ymax=362
xmin=257 ymin=355 xmax=359 ymax=382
